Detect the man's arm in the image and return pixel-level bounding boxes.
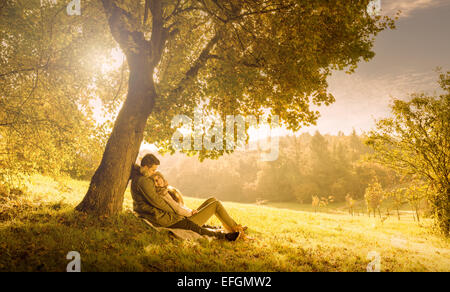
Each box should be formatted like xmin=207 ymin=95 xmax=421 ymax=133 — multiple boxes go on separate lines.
xmin=161 ymin=191 xmax=192 ymax=217
xmin=137 ymin=177 xmax=177 ymax=214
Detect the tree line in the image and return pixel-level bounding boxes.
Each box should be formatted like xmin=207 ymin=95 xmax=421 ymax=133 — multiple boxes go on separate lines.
xmin=157 ymin=131 xmax=399 ymax=205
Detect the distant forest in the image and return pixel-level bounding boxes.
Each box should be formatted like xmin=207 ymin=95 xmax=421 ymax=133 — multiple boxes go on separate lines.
xmin=153 ymin=131 xmax=399 ymax=204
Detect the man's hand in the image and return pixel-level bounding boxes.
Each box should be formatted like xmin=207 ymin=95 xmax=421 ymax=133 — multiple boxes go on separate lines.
xmin=191 ymin=210 xmax=198 ymax=216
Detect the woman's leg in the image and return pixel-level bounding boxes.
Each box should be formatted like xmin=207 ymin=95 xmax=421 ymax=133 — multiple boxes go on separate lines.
xmin=189 ymin=200 xmax=238 ymax=232
xmin=196 ymin=197 xmax=218 ymax=211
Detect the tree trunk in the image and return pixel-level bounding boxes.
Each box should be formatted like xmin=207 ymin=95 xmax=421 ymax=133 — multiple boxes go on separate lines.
xmin=446 ymin=187 xmax=450 ymax=235
xmin=437 ymin=186 xmax=450 ymax=235
xmin=429 ymin=184 xmax=449 ymax=235
xmin=76 ymin=56 xmax=156 ymax=216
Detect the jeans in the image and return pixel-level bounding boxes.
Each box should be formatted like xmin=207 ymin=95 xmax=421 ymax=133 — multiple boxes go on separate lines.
xmin=189 ymin=197 xmax=238 ymax=232
xmin=168 ymin=197 xmax=238 ymax=236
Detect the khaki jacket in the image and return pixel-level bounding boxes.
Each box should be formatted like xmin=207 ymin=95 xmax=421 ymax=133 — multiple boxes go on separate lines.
xmin=131 ymin=174 xmax=185 ymax=227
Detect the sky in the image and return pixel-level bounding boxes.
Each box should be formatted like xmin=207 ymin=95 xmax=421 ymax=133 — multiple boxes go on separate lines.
xmin=301 ymin=0 xmax=450 ymax=135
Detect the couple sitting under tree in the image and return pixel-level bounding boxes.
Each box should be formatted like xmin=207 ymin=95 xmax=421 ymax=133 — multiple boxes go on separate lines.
xmin=130 ymin=154 xmax=247 ymax=241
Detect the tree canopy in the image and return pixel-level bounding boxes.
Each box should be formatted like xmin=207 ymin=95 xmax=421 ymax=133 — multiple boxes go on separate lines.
xmin=142 ymin=0 xmax=395 ymax=158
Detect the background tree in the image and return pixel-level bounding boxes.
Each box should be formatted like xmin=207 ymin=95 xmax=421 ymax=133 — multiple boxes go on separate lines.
xmin=366 ymin=72 xmax=450 ymax=235
xmin=405 ymin=182 xmax=428 ymax=223
xmin=319 ymin=195 xmax=334 ymax=211
xmin=311 ymin=195 xmax=320 ymax=213
xmin=364 ymin=178 xmax=384 ymax=218
xmin=388 ymin=188 xmax=406 ymax=221
xmin=345 ymin=193 xmax=356 ymax=216
xmin=309 ymin=131 xmax=333 ymax=196
xmin=160 ymin=132 xmax=399 ymax=204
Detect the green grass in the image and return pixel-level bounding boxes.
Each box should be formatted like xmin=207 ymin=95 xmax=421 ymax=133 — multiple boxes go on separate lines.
xmin=0 ymin=174 xmax=449 ymax=272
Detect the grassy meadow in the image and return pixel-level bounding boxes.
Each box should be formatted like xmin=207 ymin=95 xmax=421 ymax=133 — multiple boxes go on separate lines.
xmin=0 ymin=175 xmax=448 ymax=272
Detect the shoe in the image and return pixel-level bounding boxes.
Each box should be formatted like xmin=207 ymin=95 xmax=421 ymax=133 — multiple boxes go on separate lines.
xmin=233 ymin=224 xmax=248 ymax=233
xmin=225 ymin=231 xmax=241 ymax=242
xmin=202 ymin=224 xmax=221 ymax=229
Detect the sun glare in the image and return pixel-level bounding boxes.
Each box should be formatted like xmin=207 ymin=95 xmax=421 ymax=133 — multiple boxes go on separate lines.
xmin=100 ymin=47 xmax=125 ymax=74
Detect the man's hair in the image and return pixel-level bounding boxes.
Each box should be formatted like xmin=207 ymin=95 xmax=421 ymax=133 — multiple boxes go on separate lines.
xmin=140 ymin=154 xmax=160 ymax=167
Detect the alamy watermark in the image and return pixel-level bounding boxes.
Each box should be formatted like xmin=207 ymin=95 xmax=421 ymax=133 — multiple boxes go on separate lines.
xmin=367 ymin=0 xmax=382 ymax=16
xmin=41 ymin=0 xmax=381 ymax=18
xmin=66 ymin=251 xmax=81 ymax=272
xmin=171 ymin=107 xmax=280 ymax=162
xmin=40 ymin=0 xmax=81 ymax=16
xmin=366 ymin=251 xmax=381 ymax=272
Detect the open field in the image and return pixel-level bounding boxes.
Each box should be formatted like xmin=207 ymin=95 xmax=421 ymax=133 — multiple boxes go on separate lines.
xmin=0 ymin=175 xmax=448 ymax=272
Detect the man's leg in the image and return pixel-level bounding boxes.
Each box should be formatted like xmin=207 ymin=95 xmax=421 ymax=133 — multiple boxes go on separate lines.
xmin=168 ymin=219 xmax=225 ymax=239
xmin=189 ymin=200 xmax=238 ymax=232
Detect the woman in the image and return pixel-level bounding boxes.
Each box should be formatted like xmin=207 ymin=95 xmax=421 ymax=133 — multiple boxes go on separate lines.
xmin=130 ymin=154 xmax=245 ymax=241
xmin=151 ymin=171 xmax=247 ymax=234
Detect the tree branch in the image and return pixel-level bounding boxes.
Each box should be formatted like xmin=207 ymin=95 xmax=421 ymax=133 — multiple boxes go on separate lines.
xmin=101 ymin=0 xmax=149 ymax=58
xmin=165 ymin=30 xmax=223 ymax=103
xmin=164 ymin=0 xmax=182 ymax=21
xmin=0 ymin=54 xmax=51 ymax=79
xmin=149 ymin=0 xmax=169 ymax=67
xmin=198 ymin=0 xmax=228 ymax=23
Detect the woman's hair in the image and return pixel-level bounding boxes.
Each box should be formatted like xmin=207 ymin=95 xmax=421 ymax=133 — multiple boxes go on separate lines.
xmin=150 ymin=172 xmax=184 ymax=205
xmin=167 ymin=187 xmax=184 ymax=205
xmin=150 ymin=171 xmax=168 ymax=187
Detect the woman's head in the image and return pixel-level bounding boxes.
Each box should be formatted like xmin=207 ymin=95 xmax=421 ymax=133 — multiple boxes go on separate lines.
xmin=151 ymin=171 xmax=168 ymax=188
xmin=140 ymin=154 xmax=160 ymax=177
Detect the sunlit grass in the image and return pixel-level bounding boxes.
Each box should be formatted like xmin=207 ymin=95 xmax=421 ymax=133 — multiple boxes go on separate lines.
xmin=0 ymin=174 xmax=448 ymax=272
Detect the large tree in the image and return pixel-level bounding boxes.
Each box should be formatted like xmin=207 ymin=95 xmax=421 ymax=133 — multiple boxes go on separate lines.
xmin=65 ymin=0 xmax=395 ymax=216
xmin=366 ymin=72 xmax=450 ymax=235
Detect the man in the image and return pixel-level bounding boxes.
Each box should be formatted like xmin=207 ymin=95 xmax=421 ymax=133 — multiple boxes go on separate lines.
xmin=130 ymin=154 xmax=241 ymax=241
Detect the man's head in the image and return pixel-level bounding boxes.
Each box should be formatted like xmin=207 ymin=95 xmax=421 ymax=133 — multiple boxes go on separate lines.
xmin=140 ymin=154 xmax=160 ymax=177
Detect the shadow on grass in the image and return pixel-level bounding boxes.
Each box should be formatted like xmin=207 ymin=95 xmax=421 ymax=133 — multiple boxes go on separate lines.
xmin=0 ymin=201 xmax=172 ymax=272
